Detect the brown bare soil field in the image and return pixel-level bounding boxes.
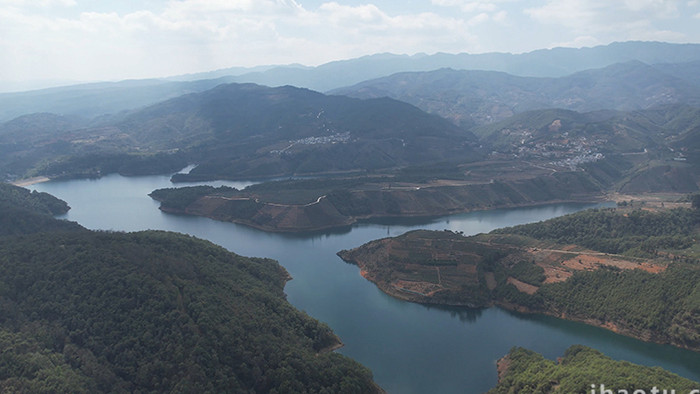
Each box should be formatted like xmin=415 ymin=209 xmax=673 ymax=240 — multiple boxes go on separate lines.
xmin=561 ymin=254 xmax=666 ymax=274
xmin=506 ymin=277 xmax=539 ymax=295
xmin=525 ymin=246 xmax=667 ymax=285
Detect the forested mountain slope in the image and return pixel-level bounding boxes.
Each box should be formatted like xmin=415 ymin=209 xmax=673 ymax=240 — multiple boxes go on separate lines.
xmin=1 ymin=82 xmax=480 ymax=181
xmin=489 ymin=346 xmax=699 ymax=393
xmin=471 ymin=105 xmax=700 ymax=193
xmin=0 ymin=186 xmax=380 ymax=392
xmin=0 ymin=182 xmax=80 ymax=235
xmin=339 ymin=204 xmax=700 ymax=351
xmin=4 ymin=41 xmax=699 ymax=122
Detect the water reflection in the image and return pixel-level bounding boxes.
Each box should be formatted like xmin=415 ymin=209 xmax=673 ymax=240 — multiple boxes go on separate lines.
xmin=273 ymin=224 xmax=355 ymax=239
xmin=502 ymin=308 xmax=700 ymax=379
xmin=421 ymin=304 xmax=485 ymax=323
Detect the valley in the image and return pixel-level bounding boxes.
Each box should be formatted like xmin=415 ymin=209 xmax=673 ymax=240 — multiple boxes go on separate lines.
xmin=4 ymin=54 xmax=699 ymax=236
xmin=2 ymin=40 xmax=700 ymax=392
xmin=30 ymin=173 xmax=700 ymax=392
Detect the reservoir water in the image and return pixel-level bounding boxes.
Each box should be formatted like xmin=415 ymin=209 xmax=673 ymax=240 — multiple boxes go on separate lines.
xmin=33 ymin=173 xmax=700 ymax=393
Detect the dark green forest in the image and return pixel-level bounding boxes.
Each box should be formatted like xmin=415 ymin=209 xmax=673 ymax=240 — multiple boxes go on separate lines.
xmin=0 ymin=183 xmax=81 ymax=236
xmin=0 ymin=184 xmax=378 ymax=393
xmin=342 ymin=203 xmax=700 ymax=351
xmin=488 ymin=345 xmax=698 ymax=393
xmin=496 ymin=207 xmax=700 ymax=349
xmin=149 ymin=185 xmax=237 ymax=210
xmin=497 ymin=207 xmax=700 ymax=257
xmin=0 ymin=182 xmax=70 ymax=216
xmin=533 ymin=264 xmax=700 ymax=349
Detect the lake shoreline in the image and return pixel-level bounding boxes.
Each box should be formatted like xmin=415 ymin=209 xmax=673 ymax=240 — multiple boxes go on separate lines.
xmin=338 ymin=235 xmax=700 ymax=355
xmin=32 ymin=174 xmax=700 ymax=390
xmin=11 ymin=176 xmax=51 ymax=187
xmin=344 ymin=256 xmax=700 ymax=354
xmin=157 ymin=196 xmax=609 ymax=233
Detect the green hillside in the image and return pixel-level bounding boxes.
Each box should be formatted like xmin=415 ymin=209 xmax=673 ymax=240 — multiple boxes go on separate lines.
xmin=339 ymin=205 xmax=700 ymax=351
xmin=150 ymin=169 xmax=606 ymax=232
xmin=0 ymin=83 xmax=480 ymax=182
xmin=123 ymin=83 xmax=479 ymax=181
xmin=0 ymin=183 xmax=81 ymax=235
xmin=0 ymin=186 xmax=379 ymax=392
xmin=489 ymin=345 xmax=698 ymax=393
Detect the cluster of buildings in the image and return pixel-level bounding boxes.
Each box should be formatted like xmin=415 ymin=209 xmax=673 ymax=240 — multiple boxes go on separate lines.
xmin=270 ymin=132 xmax=351 ymax=155
xmin=493 ymin=128 xmax=607 ymax=169
xmin=295 ymin=131 xmax=350 ymax=145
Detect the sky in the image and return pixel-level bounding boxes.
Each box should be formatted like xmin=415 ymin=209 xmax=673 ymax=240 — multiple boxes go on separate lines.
xmin=2 ymin=0 xmax=700 ymax=88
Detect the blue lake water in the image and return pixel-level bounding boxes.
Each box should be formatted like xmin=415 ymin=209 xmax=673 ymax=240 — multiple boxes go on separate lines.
xmin=33 ymin=173 xmax=700 ymax=394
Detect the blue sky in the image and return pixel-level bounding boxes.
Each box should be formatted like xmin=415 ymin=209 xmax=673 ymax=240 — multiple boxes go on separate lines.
xmin=2 ymin=0 xmax=700 ymax=86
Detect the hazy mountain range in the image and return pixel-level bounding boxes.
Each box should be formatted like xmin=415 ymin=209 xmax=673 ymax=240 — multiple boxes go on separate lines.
xmin=2 ymin=41 xmax=700 ymax=122
xmin=0 ymin=83 xmax=480 ymax=181
xmin=332 ymin=60 xmax=700 ymax=127
xmin=3 ymin=39 xmax=700 ymax=394
xmin=0 ymin=40 xmax=698 ymax=193
xmin=193 ymin=41 xmax=700 ymax=91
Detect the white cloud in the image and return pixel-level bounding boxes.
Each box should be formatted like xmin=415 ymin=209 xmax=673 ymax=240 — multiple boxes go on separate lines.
xmin=432 ymin=0 xmax=495 ymax=12
xmin=430 ymin=0 xmax=514 ymax=28
xmin=308 ymin=3 xmax=479 ymax=58
xmin=431 ymin=0 xmax=518 ymax=13
xmin=467 ymin=12 xmax=490 ymax=25
xmin=1 ymin=0 xmax=699 ymax=84
xmin=0 ymin=0 xmax=75 ymax=6
xmin=525 ymin=0 xmax=602 ymax=29
xmin=623 ymin=0 xmax=679 ymax=17
xmin=553 ymin=35 xmax=601 ymax=49
xmin=318 ymin=2 xmax=387 ymax=26
xmin=525 ymin=0 xmax=687 ymax=38
xmin=492 ymin=10 xmax=507 ymax=22
xmin=0 ymin=0 xmax=488 ymax=82
xmin=163 ymin=0 xmax=304 ymax=18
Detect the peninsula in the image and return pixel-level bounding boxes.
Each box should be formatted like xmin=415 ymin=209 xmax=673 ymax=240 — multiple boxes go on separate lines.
xmin=150 ymin=164 xmax=605 ymax=232
xmin=0 ymin=183 xmax=381 ymax=392
xmin=338 ymin=201 xmax=700 ymax=352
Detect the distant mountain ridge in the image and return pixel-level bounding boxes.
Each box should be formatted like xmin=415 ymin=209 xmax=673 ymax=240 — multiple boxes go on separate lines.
xmin=121 ymin=83 xmax=481 ymax=181
xmin=332 ymin=60 xmax=700 ymax=127
xmin=218 ymin=41 xmax=700 ymax=92
xmin=2 ymin=84 xmax=699 ymax=190
xmin=2 ymin=41 xmax=700 ymax=122
xmin=0 ymin=83 xmax=481 ymax=181
xmin=1 ymin=40 xmax=699 ymax=191
xmin=0 ymin=77 xmax=239 ymax=122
